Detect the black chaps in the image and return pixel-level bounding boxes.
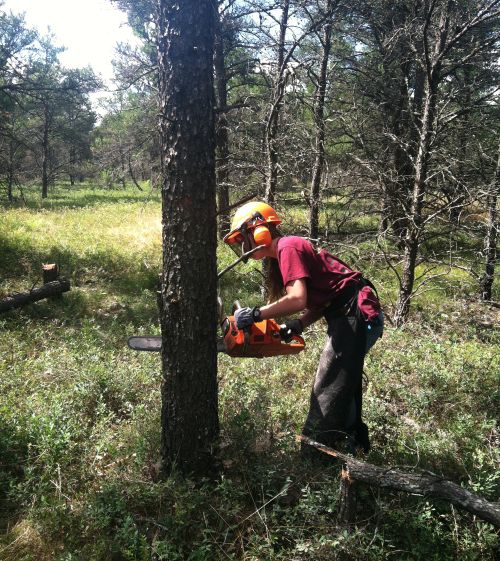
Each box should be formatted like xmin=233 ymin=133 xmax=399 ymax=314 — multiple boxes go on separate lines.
xmin=302 ymin=313 xmax=369 ymax=450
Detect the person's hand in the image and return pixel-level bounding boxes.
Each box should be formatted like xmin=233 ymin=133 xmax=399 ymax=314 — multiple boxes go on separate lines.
xmin=279 ymin=319 xmax=303 ymax=342
xmin=234 ymin=307 xmax=261 ymax=329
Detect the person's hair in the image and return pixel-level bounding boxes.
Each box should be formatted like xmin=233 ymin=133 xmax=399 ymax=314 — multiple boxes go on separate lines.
xmin=264 ymin=224 xmax=285 ymax=302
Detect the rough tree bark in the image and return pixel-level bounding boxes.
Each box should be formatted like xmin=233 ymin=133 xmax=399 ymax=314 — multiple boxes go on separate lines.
xmin=156 ymin=0 xmax=219 ymax=476
xmin=214 ymin=3 xmax=231 ymax=238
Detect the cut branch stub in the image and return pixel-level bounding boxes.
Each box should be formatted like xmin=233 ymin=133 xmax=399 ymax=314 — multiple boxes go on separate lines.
xmin=42 ymin=263 xmax=59 ymax=284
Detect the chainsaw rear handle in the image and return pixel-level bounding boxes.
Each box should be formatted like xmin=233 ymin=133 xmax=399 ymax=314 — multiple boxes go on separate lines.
xmin=279 ymin=324 xmax=295 ymax=343
xmin=279 ymin=324 xmax=306 ymax=345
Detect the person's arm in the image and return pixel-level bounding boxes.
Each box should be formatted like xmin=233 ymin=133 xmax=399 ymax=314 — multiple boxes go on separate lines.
xmin=259 ymin=278 xmax=307 ymax=320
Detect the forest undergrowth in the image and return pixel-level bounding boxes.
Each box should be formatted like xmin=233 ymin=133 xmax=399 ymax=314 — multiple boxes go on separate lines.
xmin=0 ymin=185 xmax=498 ymax=561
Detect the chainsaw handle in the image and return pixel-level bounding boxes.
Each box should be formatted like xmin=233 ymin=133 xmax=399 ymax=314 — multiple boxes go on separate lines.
xmin=230 ymin=303 xmax=252 ymax=345
xmin=279 ymin=324 xmax=305 ymax=346
xmin=279 ymin=324 xmax=294 ymax=343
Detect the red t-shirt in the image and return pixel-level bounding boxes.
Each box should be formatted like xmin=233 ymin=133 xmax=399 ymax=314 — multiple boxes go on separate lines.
xmin=276 ymin=236 xmax=380 ymax=320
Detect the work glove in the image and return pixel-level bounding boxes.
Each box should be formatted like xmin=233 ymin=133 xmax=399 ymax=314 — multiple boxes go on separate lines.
xmin=280 ymin=319 xmax=303 ymax=342
xmin=234 ymin=306 xmax=261 ymax=329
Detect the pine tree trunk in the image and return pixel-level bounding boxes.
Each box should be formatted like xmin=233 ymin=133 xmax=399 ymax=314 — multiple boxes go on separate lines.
xmin=41 ymin=102 xmax=50 ymax=199
xmin=69 ymin=146 xmax=76 ymax=186
xmin=394 ymin=231 xmax=419 ymax=327
xmin=309 ymin=4 xmax=333 ymax=240
xmin=214 ymin=7 xmax=230 ymax=238
xmin=7 ymin=140 xmax=14 ymax=202
xmin=157 ymin=0 xmax=219 ymax=477
xmin=480 ymin=144 xmax=499 ymax=301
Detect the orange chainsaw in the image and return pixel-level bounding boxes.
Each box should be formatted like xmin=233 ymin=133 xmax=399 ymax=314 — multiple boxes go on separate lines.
xmin=128 ymin=314 xmax=305 ymax=358
xmin=219 ymin=314 xmax=305 ymax=358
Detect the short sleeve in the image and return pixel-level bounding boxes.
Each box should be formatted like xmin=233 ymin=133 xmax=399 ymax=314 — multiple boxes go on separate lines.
xmin=278 ymin=246 xmax=310 ymax=286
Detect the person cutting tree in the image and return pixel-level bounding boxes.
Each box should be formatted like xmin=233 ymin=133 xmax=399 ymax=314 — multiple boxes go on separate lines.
xmin=223 ymin=201 xmax=384 ymax=458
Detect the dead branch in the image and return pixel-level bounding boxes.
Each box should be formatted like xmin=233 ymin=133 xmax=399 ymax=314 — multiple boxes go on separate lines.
xmin=298 ymin=435 xmax=500 ymax=527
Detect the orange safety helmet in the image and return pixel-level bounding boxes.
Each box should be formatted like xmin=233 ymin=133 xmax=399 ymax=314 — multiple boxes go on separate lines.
xmin=223 ymin=201 xmax=282 ymax=245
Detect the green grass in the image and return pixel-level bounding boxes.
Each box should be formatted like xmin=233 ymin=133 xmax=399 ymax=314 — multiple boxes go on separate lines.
xmin=0 ymin=184 xmax=498 ymax=560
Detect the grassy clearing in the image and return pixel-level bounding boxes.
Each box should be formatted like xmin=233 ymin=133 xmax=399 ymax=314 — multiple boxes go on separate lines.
xmin=0 ymin=184 xmax=498 ymax=560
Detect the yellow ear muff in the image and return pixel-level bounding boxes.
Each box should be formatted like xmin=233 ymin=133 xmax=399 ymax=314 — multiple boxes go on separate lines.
xmin=252 ymin=225 xmax=272 ymax=246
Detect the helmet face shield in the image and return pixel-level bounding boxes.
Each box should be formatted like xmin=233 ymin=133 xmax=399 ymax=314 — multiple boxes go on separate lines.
xmin=232 ymin=224 xmax=253 ymax=256
xmin=226 ymin=231 xmax=252 ymax=261
xmin=241 ymin=227 xmax=253 ymax=255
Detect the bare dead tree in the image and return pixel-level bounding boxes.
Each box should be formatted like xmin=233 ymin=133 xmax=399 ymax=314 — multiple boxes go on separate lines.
xmin=309 ymin=0 xmax=337 ymax=239
xmin=264 ymin=0 xmax=291 ymax=204
xmin=392 ymin=0 xmax=500 ymax=326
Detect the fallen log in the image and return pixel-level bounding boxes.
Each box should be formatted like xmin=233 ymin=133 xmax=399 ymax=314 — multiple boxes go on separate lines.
xmin=0 ymin=279 xmax=71 ymax=313
xmin=298 ymin=435 xmax=500 ymax=527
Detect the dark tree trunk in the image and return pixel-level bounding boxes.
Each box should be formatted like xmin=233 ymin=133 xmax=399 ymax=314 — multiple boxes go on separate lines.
xmin=69 ymin=146 xmax=76 ymax=186
xmin=157 ymin=0 xmax=219 ymax=477
xmin=119 ymin=141 xmax=126 ymax=189
xmin=386 ymin=59 xmax=422 ymax=242
xmin=480 ymin=144 xmax=499 ymax=301
xmin=214 ymin=6 xmax=230 ymax=238
xmin=309 ymin=3 xmax=333 ymax=240
xmin=7 ymin=140 xmax=15 ymax=202
xmin=264 ymin=0 xmax=290 ymax=204
xmin=41 ymin=102 xmax=50 ymax=199
xmin=394 ymin=229 xmax=420 ymax=326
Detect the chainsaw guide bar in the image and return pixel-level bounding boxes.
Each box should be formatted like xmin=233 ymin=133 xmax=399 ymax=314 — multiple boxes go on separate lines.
xmin=128 ymin=336 xmax=227 ymax=354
